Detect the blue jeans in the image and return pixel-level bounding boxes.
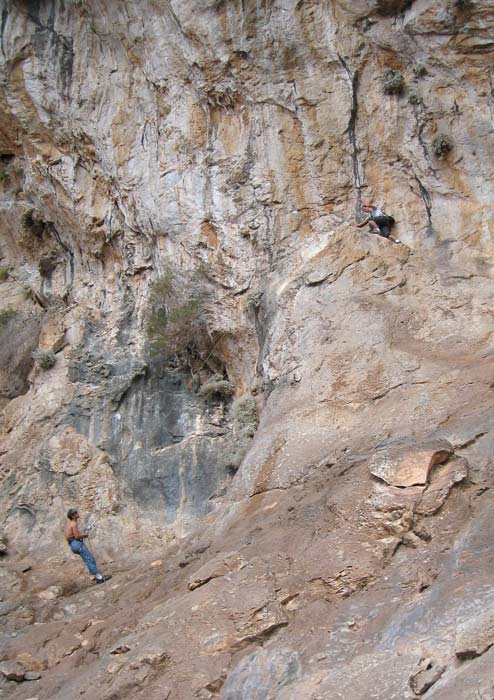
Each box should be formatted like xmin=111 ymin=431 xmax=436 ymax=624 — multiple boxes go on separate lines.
xmin=70 ymin=540 xmax=99 ymax=577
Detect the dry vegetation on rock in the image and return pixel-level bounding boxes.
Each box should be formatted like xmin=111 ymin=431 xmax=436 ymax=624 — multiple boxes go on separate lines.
xmin=199 ymin=373 xmax=234 ymax=401
xmin=32 ymin=349 xmax=56 ymax=370
xmin=382 ymin=69 xmax=405 ymax=95
xmin=431 ymin=133 xmax=453 ymax=158
xmin=145 ymin=265 xmax=213 ymax=366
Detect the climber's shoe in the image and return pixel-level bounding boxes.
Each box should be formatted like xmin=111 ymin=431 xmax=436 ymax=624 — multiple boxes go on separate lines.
xmin=95 ymin=574 xmax=112 ymax=584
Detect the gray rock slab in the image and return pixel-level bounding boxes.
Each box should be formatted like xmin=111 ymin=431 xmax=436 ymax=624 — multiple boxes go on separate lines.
xmin=0 ymin=661 xmax=25 ymax=681
xmin=277 ymin=652 xmax=420 ymax=700
xmin=24 ymin=671 xmax=42 ymax=681
xmin=410 ymin=660 xmax=446 ymax=695
xmin=222 ymin=647 xmax=300 ymax=700
xmin=427 ymin=645 xmax=494 ymax=700
xmin=188 ymin=552 xmax=245 ymax=591
xmin=455 ymin=608 xmax=494 ymax=659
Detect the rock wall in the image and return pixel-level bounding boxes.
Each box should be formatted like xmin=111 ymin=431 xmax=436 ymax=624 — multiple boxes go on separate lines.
xmin=1 ymin=1 xmax=494 ymax=698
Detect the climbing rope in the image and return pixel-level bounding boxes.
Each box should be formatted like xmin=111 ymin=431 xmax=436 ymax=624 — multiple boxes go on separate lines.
xmin=84 ymin=514 xmax=98 ymax=558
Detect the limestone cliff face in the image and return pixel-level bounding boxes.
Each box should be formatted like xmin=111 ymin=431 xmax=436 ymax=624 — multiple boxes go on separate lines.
xmin=1 ymin=1 xmax=494 ymax=699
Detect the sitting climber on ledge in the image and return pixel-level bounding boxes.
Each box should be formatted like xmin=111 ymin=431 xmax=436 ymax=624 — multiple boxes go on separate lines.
xmin=356 ymin=202 xmax=400 ymax=244
xmin=65 ymin=508 xmax=111 ymax=584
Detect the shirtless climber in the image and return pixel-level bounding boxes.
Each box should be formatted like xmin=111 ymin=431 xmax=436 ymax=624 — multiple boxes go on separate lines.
xmin=356 ymin=202 xmax=401 ymax=244
xmin=65 ymin=508 xmax=111 ymax=584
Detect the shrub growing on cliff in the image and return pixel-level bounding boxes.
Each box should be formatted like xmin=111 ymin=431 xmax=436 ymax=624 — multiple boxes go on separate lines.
xmin=246 ymin=290 xmax=263 ymax=310
xmin=145 ymin=264 xmax=212 ymax=364
xmin=199 ymin=374 xmax=234 ymax=402
xmin=32 ymin=349 xmax=56 ymax=370
xmin=382 ymin=69 xmax=405 ymax=95
xmin=0 ymin=267 xmax=9 ymax=282
xmin=224 ymin=395 xmax=259 ymax=474
xmin=408 ymin=92 xmax=424 ymax=106
xmin=0 ymin=308 xmax=17 ymax=327
xmin=431 ymin=133 xmax=453 ymax=158
xmin=232 ymin=395 xmax=259 ymax=437
xmin=413 ymin=63 xmax=428 ymax=78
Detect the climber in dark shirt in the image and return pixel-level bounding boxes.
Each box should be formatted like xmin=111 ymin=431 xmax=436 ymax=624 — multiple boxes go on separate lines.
xmin=356 ymin=202 xmax=400 ymax=244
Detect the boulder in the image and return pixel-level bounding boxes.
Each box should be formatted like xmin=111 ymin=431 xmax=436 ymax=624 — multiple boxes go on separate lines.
xmin=202 ymin=600 xmax=289 ymax=655
xmin=43 ymin=630 xmax=82 ymax=668
xmin=188 ymin=552 xmax=246 ymax=591
xmin=24 ymin=671 xmax=42 ymax=681
xmin=416 ymin=457 xmax=468 ymax=515
xmin=0 ymin=661 xmax=25 ymax=681
xmin=15 ymin=652 xmax=44 ymax=672
xmin=110 ymin=644 xmax=131 ymax=655
xmin=409 ymin=658 xmax=445 ymax=694
xmin=456 ymin=609 xmax=494 ymax=659
xmin=304 ymin=269 xmax=332 ymax=286
xmin=38 ymin=586 xmax=62 ymax=600
xmin=232 ymin=600 xmax=288 ymax=646
xmin=368 ymin=440 xmax=453 ymax=488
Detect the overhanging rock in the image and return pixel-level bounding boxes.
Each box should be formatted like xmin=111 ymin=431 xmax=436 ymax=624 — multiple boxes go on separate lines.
xmin=368 ymin=439 xmax=453 ymax=488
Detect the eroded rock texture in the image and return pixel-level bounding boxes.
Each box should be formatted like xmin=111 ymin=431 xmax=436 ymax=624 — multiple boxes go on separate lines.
xmin=1 ymin=1 xmax=494 ymax=698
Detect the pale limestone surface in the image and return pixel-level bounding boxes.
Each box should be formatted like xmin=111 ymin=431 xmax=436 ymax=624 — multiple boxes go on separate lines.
xmin=1 ymin=1 xmax=494 ymax=699
xmin=456 ymin=608 xmax=494 ymax=660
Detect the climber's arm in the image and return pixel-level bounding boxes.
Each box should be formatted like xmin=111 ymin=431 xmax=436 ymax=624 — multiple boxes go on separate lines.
xmin=356 ymin=216 xmax=371 ymax=228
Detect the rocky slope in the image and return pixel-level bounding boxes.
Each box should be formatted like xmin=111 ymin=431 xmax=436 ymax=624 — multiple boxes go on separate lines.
xmin=1 ymin=0 xmax=494 ymax=698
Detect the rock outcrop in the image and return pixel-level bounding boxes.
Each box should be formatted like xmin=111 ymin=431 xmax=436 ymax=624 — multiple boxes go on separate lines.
xmin=1 ymin=1 xmax=494 ymax=699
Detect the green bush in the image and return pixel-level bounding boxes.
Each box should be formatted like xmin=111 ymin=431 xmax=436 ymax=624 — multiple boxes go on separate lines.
xmin=413 ymin=63 xmax=427 ymax=78
xmin=223 ymin=441 xmax=248 ymax=474
xmin=247 ymin=290 xmax=263 ymax=310
xmin=145 ymin=264 xmax=211 ymax=362
xmin=199 ymin=374 xmax=234 ymax=402
xmin=408 ymin=92 xmax=424 ymax=106
xmin=382 ymin=69 xmax=405 ymax=95
xmin=431 ymin=133 xmax=453 ymax=158
xmin=0 ymin=267 xmax=9 ymax=282
xmin=0 ymin=308 xmax=17 ymax=327
xmin=232 ymin=395 xmax=258 ymax=437
xmin=223 ymin=396 xmax=259 ymax=473
xmin=32 ymin=349 xmax=56 ymax=370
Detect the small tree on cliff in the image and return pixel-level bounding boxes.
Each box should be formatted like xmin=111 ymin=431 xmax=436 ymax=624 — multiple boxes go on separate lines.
xmin=145 ymin=264 xmax=213 ymax=369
